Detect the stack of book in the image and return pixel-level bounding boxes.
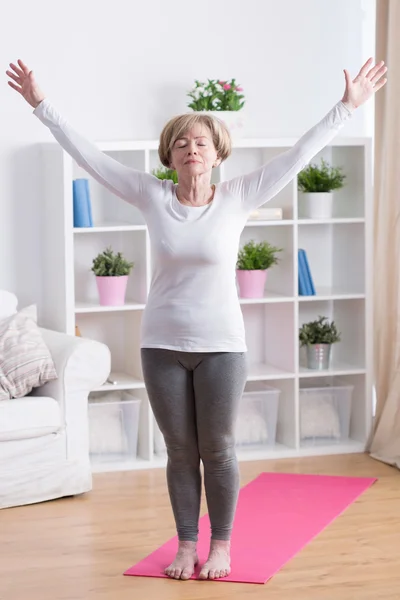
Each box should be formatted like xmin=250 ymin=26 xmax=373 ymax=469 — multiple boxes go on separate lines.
xmin=248 ymin=207 xmax=283 ymax=220
xmin=298 ymin=249 xmax=316 ymax=296
xmin=73 ymin=178 xmax=93 ymax=227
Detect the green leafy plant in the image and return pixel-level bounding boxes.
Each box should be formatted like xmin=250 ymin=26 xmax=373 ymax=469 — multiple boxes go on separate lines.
xmin=297 ymin=158 xmax=346 ymax=193
xmin=152 ymin=165 xmax=178 ymax=183
xmin=187 ymin=78 xmax=245 ymax=111
xmin=236 ymin=240 xmax=282 ymax=271
xmin=299 ymin=316 xmax=341 ymax=347
xmin=91 ymin=247 xmax=134 ymax=277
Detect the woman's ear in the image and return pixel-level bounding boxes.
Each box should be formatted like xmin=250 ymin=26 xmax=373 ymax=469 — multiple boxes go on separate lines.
xmin=213 ymin=156 xmax=221 ymax=168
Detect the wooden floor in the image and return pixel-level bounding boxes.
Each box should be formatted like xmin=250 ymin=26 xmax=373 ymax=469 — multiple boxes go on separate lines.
xmin=2 ymin=453 xmax=400 ymax=600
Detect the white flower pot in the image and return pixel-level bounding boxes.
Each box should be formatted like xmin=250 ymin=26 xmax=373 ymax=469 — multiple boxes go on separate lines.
xmin=192 ymin=110 xmax=246 ymax=138
xmin=302 ymin=192 xmax=333 ymax=219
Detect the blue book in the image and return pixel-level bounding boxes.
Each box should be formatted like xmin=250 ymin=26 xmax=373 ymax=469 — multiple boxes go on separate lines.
xmin=298 ymin=250 xmax=312 ymax=295
xmin=300 ymin=249 xmax=316 ymax=295
xmin=73 ymin=178 xmax=93 ymax=227
xmin=84 ymin=179 xmax=93 ymax=226
xmin=298 ymin=250 xmax=308 ymax=295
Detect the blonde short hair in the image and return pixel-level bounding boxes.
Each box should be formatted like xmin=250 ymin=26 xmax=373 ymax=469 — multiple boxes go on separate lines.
xmin=158 ymin=113 xmax=232 ymax=168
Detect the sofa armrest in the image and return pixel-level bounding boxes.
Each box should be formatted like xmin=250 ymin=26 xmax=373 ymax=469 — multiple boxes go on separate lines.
xmin=30 ymin=328 xmax=111 ymax=460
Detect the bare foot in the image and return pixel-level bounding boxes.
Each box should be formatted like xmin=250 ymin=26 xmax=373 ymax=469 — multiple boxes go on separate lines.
xmin=199 ymin=539 xmax=231 ymax=580
xmin=164 ymin=540 xmax=199 ymax=580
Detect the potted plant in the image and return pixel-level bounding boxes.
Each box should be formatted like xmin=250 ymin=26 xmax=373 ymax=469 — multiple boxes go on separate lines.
xmin=299 ymin=315 xmax=341 ymax=370
xmin=152 ymin=165 xmax=178 ymax=183
xmin=187 ymin=78 xmax=246 ymax=137
xmin=297 ymin=158 xmax=346 ymax=219
xmin=91 ymin=246 xmax=134 ymax=306
xmin=236 ymin=240 xmax=282 ymax=298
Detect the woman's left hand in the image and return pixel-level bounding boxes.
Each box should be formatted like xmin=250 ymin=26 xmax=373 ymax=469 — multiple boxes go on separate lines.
xmin=341 ymin=57 xmax=387 ymax=110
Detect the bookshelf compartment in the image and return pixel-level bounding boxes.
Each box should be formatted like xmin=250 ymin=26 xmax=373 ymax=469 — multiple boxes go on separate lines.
xmin=74 ymin=229 xmax=148 ymax=307
xmin=297 ymin=144 xmax=366 ymax=220
xmin=88 ymin=391 xmax=142 ymax=465
xmin=222 ymin=147 xmax=295 ymax=219
xmin=299 ymin=373 xmax=368 ymax=450
xmin=297 ymin=222 xmax=365 ymax=296
xmin=243 ymin=302 xmax=295 ymax=378
xmin=239 ymin=223 xmax=295 ymax=298
xmin=76 ymin=311 xmax=144 ymax=386
xmin=239 ymin=378 xmax=297 ymax=452
xmin=73 ymin=150 xmax=146 ymax=227
xmin=298 ymin=299 xmax=366 ymax=373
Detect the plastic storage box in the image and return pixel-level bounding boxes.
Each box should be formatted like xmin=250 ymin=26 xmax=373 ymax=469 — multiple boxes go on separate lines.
xmin=88 ymin=393 xmax=141 ymax=463
xmin=299 ymin=382 xmax=353 ymax=444
xmin=236 ymin=385 xmax=281 ymax=447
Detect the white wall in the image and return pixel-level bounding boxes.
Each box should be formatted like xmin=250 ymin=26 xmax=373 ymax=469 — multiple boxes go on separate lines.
xmin=1 ymin=0 xmax=376 ymax=312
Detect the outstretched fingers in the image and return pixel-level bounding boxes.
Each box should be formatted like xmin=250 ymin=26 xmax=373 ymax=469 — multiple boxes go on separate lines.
xmin=371 ymin=64 xmax=387 ymax=85
xmin=366 ymin=60 xmax=385 ymax=80
xmin=358 ymin=57 xmax=374 ymax=78
xmin=6 ymin=69 xmax=21 ymax=84
xmin=17 ymin=59 xmax=30 ymax=75
xmin=7 ymin=80 xmax=22 ymax=94
xmin=373 ymin=77 xmax=388 ymax=92
xmin=8 ymin=61 xmax=25 ymax=78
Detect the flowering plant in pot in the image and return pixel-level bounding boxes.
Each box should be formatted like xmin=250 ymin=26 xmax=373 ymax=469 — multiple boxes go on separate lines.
xmin=236 ymin=240 xmax=282 ymax=298
xmin=298 ymin=158 xmax=346 ymax=219
xmin=187 ymin=78 xmax=246 ymax=136
xmin=91 ymin=246 xmax=134 ymax=306
xmin=299 ymin=315 xmax=341 ymax=370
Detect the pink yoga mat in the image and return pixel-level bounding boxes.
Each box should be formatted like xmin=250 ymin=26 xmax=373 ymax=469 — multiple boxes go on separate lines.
xmin=124 ymin=472 xmax=377 ymax=584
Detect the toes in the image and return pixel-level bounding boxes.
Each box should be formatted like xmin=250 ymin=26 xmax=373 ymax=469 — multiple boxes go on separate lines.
xmin=198 ymin=568 xmax=208 ymax=580
xmin=208 ymin=569 xmax=216 ymax=579
xmin=181 ymin=568 xmax=193 ymax=580
xmin=174 ymin=568 xmax=182 ymax=579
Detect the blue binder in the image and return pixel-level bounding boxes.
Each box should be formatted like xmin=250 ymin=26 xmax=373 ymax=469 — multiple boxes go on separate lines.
xmin=73 ymin=179 xmax=93 ymax=227
xmin=301 ymin=249 xmax=316 ymax=295
xmin=298 ymin=249 xmax=316 ymax=296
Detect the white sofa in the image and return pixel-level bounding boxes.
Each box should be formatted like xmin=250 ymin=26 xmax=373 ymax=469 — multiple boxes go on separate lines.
xmin=0 ymin=291 xmax=111 ymax=509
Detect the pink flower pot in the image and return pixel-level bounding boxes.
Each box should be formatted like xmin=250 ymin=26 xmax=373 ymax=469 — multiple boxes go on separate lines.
xmin=236 ymin=269 xmax=268 ymax=298
xmin=96 ymin=276 xmax=129 ymax=306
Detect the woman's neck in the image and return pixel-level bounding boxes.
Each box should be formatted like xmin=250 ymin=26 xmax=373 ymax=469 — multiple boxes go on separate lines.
xmin=176 ymin=177 xmax=215 ymax=207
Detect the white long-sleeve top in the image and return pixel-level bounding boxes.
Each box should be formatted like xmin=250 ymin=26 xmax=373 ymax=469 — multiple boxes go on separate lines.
xmin=34 ymin=98 xmax=352 ymax=352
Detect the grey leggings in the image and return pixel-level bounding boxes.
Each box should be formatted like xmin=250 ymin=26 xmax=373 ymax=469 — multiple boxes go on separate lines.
xmin=141 ymin=348 xmax=248 ymax=542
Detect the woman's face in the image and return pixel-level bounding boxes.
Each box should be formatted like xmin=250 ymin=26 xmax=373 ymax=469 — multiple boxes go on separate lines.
xmin=169 ymin=123 xmax=220 ymax=180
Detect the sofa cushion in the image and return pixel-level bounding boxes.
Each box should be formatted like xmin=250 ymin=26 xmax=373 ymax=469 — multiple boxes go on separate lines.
xmin=0 ymin=396 xmax=62 ymax=441
xmin=0 ymin=305 xmax=57 ymax=400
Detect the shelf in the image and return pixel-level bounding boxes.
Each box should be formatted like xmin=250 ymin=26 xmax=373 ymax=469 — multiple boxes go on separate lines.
xmin=299 ymin=363 xmax=366 ymax=378
xmin=74 ymin=223 xmax=146 ymax=233
xmin=75 ymin=301 xmax=146 ymax=313
xmin=90 ymin=440 xmax=366 ymax=473
xmin=245 ymin=219 xmax=294 ymax=227
xmin=298 ymin=287 xmax=365 ymax=301
xmin=297 ymin=218 xmax=365 ymax=225
xmin=240 ymin=292 xmax=294 ymax=304
xmin=91 ymin=372 xmax=145 ymax=392
xmin=298 ymin=438 xmax=365 ymax=456
xmin=236 ymin=443 xmax=296 ymax=461
xmin=248 ymin=363 xmax=294 ymax=381
xmin=91 ymin=456 xmax=152 ymax=473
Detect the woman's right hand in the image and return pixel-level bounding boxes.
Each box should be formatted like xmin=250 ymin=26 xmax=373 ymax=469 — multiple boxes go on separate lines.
xmin=6 ymin=59 xmax=46 ymax=109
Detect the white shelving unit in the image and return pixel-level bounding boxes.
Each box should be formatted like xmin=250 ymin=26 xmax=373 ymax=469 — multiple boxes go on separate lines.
xmin=40 ymin=135 xmax=373 ymax=473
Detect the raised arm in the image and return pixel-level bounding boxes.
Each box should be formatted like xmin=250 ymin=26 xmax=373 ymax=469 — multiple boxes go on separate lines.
xmin=6 ymin=59 xmax=162 ymax=209
xmin=226 ymin=58 xmax=387 ymax=212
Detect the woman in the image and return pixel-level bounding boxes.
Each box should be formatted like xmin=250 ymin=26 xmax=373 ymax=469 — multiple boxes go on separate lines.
xmin=6 ymin=57 xmax=387 ymax=581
